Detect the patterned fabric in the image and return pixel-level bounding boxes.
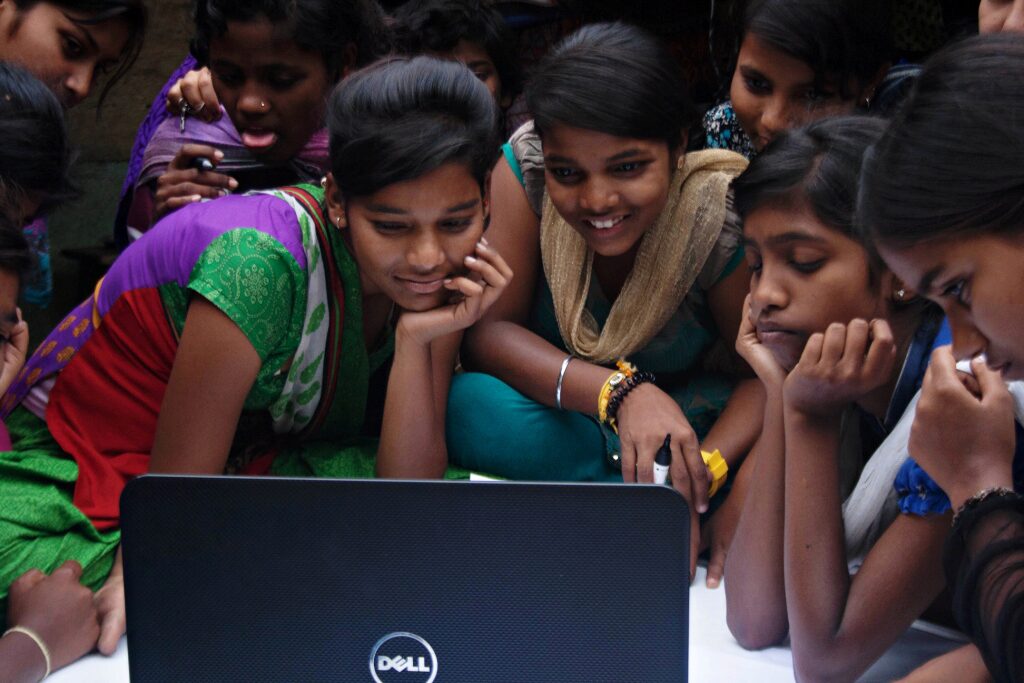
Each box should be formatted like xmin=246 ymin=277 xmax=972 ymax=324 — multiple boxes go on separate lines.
xmin=702 ymin=101 xmax=756 ymax=159
xmin=260 ymin=189 xmax=329 ymax=434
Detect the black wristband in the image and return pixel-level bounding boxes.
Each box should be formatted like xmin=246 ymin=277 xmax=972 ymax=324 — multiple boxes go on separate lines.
xmin=606 ymin=371 xmax=656 ymax=423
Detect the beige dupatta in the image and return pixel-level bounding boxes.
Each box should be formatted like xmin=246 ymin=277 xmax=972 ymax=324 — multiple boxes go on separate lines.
xmin=539 ymin=149 xmax=748 ymax=364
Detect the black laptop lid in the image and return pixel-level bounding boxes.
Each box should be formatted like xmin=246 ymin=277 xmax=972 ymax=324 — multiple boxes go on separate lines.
xmin=121 ymin=476 xmax=689 ymax=683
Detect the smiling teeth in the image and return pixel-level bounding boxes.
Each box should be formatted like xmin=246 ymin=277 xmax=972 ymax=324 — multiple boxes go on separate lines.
xmin=588 ymin=216 xmax=625 ymax=230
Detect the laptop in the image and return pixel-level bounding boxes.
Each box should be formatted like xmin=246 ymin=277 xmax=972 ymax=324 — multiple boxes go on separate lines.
xmin=120 ymin=476 xmax=690 ymax=682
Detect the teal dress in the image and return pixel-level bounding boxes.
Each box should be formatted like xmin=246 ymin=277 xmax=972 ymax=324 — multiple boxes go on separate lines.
xmin=446 ymin=123 xmax=744 ymax=481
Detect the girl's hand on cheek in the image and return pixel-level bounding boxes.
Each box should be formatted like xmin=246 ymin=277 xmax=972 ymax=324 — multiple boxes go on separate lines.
xmin=909 ymin=348 xmax=1016 ymax=509
xmin=735 ymin=294 xmax=787 ymax=390
xmin=0 ymin=310 xmax=28 ymax=397
xmin=397 ymin=239 xmax=513 ymax=346
xmin=783 ymin=318 xmax=897 ymax=417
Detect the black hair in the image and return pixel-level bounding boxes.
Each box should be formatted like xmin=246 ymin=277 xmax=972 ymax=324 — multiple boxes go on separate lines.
xmin=191 ymin=0 xmax=391 ymax=77
xmin=0 ymin=62 xmax=77 ymax=220
xmin=734 ymin=115 xmax=887 ymax=264
xmin=860 ymin=34 xmax=1024 ymax=249
xmin=12 ymin=0 xmax=147 ymax=105
xmin=741 ymin=0 xmax=891 ymax=99
xmin=391 ymin=0 xmax=520 ymax=103
xmin=326 ymin=56 xmax=500 ymax=198
xmin=526 ymin=22 xmax=695 ymax=151
xmin=0 ymin=212 xmax=32 ymax=281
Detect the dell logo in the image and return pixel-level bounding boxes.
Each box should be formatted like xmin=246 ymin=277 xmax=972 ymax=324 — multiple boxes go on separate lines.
xmin=369 ymin=632 xmax=437 ymax=683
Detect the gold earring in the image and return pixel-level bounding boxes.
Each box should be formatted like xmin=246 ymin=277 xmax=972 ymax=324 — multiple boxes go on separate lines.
xmin=895 ymin=288 xmax=906 ymax=302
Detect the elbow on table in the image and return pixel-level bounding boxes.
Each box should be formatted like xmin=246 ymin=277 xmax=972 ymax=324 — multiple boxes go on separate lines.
xmin=726 ymin=608 xmax=789 ymax=651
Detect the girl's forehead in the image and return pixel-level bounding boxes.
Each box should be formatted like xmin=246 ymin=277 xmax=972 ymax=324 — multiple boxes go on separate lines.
xmin=542 ymin=124 xmax=667 ymax=158
xmin=744 ymin=201 xmax=854 ymax=249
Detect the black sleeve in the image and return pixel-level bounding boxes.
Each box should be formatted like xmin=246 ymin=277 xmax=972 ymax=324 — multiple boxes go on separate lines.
xmin=944 ymin=493 xmax=1024 ymax=683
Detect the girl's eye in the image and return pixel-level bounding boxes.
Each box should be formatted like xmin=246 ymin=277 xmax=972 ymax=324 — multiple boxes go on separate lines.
xmin=612 ymin=161 xmax=645 ymax=174
xmin=744 ymin=76 xmax=770 ymax=94
xmin=212 ymin=69 xmax=243 ymax=87
xmin=440 ymin=218 xmax=474 ymax=232
xmin=373 ymin=222 xmax=408 ymax=233
xmin=267 ymin=72 xmax=301 ymax=90
xmin=942 ymin=278 xmax=970 ymax=306
xmin=549 ymin=167 xmax=579 ymax=182
xmin=473 ymin=69 xmax=492 ymax=82
xmin=791 ymin=258 xmax=825 ymax=274
xmin=803 ymin=88 xmax=835 ymax=106
xmin=62 ymin=34 xmax=83 ymax=59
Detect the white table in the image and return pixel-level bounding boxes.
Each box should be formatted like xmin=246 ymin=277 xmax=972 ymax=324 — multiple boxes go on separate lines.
xmin=49 ymin=566 xmax=963 ymax=682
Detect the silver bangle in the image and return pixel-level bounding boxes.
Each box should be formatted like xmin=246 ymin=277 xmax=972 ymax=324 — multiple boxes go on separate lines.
xmin=556 ymin=355 xmax=573 ymax=409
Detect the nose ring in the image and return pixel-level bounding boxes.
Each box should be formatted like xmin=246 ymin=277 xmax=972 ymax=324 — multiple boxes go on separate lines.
xmin=258 ymin=100 xmax=267 ymax=111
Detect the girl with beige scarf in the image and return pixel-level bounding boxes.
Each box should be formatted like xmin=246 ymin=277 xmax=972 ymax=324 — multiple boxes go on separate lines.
xmin=447 ymin=23 xmax=764 ymax=584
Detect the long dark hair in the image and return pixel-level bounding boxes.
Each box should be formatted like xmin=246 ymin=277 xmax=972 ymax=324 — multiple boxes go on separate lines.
xmin=526 ymin=22 xmax=695 ymax=151
xmin=326 ymin=56 xmax=500 ymax=199
xmin=191 ymin=0 xmax=390 ymax=78
xmin=741 ymin=0 xmax=891 ymax=99
xmin=860 ymin=34 xmax=1024 ymax=248
xmin=0 ymin=62 xmax=77 ymax=220
xmin=13 ymin=0 xmax=147 ymax=104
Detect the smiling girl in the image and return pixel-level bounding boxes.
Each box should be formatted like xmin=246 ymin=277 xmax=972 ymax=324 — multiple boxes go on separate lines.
xmin=449 ymin=22 xmax=760 ymax=582
xmin=860 ymin=34 xmax=1024 ymax=683
xmin=123 ymin=0 xmax=388 ymax=237
xmin=703 ymin=0 xmax=891 ymax=158
xmin=724 ymin=114 xmax=1023 ymax=682
xmin=0 ymin=55 xmax=509 ymax=663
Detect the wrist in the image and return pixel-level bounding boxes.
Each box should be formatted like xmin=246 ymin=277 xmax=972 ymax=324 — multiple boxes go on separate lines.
xmin=3 ymin=627 xmax=50 ymax=682
xmin=947 ymin=468 xmax=1015 ymax=512
xmin=783 ymin=402 xmax=843 ymax=427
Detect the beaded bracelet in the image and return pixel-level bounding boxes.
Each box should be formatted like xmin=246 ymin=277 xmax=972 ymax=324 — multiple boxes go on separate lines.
xmin=605 ymin=371 xmax=656 ymax=433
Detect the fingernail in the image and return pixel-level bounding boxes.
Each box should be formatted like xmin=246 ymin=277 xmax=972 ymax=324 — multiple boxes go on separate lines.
xmin=220 ymin=189 xmax=230 ymax=197
xmin=480 ymin=236 xmax=489 ymax=246
xmin=443 ymin=278 xmax=453 ymax=285
xmin=191 ymin=195 xmax=202 ymax=202
xmin=228 ymin=178 xmax=239 ymax=189
xmin=214 ymin=150 xmax=224 ymax=160
xmin=707 ymin=577 xmax=719 ymax=588
xmin=465 ymin=255 xmax=477 ymax=264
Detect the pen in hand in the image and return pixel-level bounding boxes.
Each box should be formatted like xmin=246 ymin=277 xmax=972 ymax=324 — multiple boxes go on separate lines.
xmin=653 ymin=434 xmax=671 ymax=485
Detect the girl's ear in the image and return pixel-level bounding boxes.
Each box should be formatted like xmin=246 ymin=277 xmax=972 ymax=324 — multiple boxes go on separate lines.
xmin=340 ymin=43 xmax=358 ymax=79
xmin=671 ymin=128 xmax=689 ymax=168
xmin=882 ymin=271 xmax=917 ymax=306
xmin=324 ymin=173 xmax=347 ymax=229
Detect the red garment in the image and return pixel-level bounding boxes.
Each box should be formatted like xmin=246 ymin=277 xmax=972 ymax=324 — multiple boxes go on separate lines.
xmin=46 ymin=287 xmax=177 ymax=530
